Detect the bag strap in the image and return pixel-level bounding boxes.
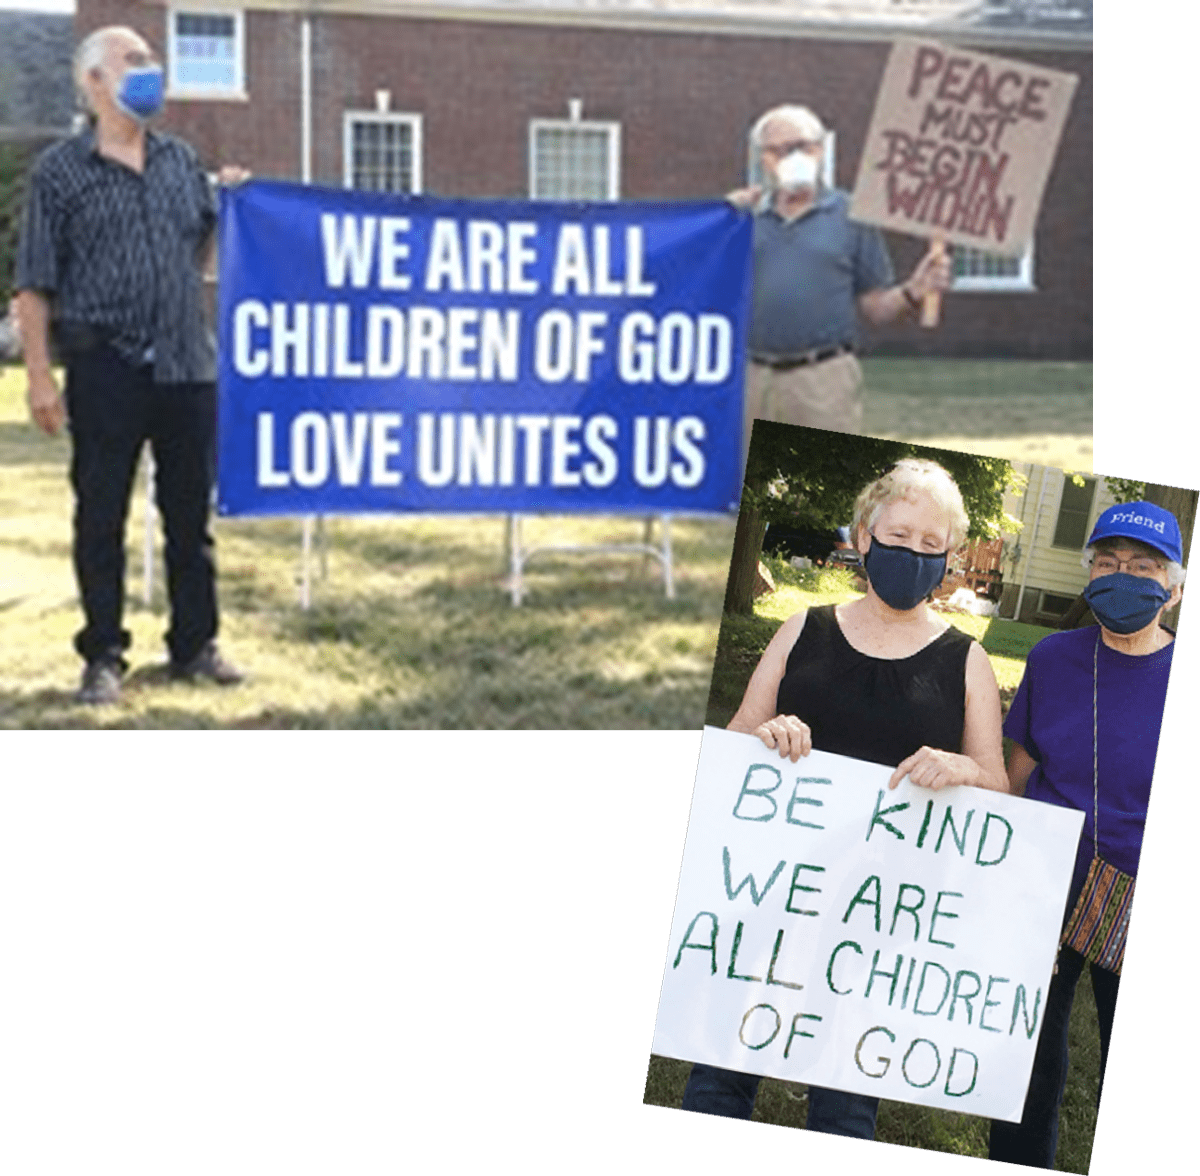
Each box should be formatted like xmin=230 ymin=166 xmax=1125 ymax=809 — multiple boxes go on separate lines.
xmin=1092 ymin=631 xmax=1100 ymax=861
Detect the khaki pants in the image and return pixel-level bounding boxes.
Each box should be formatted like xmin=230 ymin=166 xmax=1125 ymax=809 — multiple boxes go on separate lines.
xmin=743 ymin=353 xmax=864 ymax=460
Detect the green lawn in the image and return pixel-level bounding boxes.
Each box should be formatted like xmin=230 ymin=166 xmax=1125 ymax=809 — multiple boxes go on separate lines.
xmin=0 ymin=358 xmax=1089 ymax=728
xmin=862 ymin=357 xmax=1092 ymax=471
xmin=0 ymin=365 xmax=736 ymax=728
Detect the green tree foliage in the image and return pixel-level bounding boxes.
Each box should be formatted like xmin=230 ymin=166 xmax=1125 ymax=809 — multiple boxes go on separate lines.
xmin=745 ymin=421 xmax=1020 ymax=539
xmin=725 ymin=423 xmax=1022 ymax=614
xmin=1100 ymin=475 xmax=1144 ymax=504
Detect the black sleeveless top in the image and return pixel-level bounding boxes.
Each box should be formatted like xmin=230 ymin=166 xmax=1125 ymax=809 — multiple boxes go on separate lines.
xmin=775 ymin=604 xmax=973 ymax=768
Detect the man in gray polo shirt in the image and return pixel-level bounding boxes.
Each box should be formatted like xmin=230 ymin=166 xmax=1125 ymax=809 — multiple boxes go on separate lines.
xmin=731 ymin=104 xmax=950 ymax=448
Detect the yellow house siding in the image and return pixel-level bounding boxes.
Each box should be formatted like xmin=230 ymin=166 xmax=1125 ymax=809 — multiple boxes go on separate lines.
xmin=1003 ymin=465 xmax=1119 ymax=612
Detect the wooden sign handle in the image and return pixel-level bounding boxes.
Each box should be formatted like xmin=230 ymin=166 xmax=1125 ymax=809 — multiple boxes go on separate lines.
xmin=920 ymin=238 xmax=946 ymax=329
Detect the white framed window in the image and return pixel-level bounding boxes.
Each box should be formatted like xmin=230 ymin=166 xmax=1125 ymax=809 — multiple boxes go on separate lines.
xmin=167 ymin=8 xmax=246 ymax=98
xmin=952 ymin=243 xmax=1035 ymax=292
xmin=529 ymin=118 xmax=620 ymax=200
xmin=1037 ymin=590 xmax=1077 ymax=618
xmin=343 ymin=112 xmax=423 ymax=194
xmin=1051 ymin=475 xmax=1097 ymax=550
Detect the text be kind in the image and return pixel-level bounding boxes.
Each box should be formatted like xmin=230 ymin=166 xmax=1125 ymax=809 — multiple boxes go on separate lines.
xmin=671 ymin=765 xmax=1045 ymax=1097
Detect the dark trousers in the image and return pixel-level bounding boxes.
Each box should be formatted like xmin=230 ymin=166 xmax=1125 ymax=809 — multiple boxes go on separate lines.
xmin=681 ymin=1064 xmax=879 ymax=1138
xmin=988 ymin=946 xmax=1120 ymax=1168
xmin=64 ymin=345 xmax=218 ymax=666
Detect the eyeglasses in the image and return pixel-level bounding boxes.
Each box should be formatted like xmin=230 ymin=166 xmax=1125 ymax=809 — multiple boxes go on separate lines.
xmin=761 ymin=139 xmax=821 ymax=159
xmin=1092 ymin=554 xmax=1165 ymax=577
xmin=121 ymin=49 xmax=160 ymax=69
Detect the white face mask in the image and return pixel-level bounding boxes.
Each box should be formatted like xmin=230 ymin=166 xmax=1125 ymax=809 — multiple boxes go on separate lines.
xmin=774 ymin=148 xmax=820 ymax=192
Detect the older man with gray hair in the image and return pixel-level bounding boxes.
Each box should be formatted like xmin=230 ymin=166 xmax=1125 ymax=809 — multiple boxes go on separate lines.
xmin=731 ymin=103 xmax=950 ymax=449
xmin=15 ymin=24 xmax=247 ymax=704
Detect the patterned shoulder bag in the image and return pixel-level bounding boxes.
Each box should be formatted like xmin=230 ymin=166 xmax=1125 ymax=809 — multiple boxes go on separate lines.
xmin=1060 ymin=633 xmax=1136 ymax=973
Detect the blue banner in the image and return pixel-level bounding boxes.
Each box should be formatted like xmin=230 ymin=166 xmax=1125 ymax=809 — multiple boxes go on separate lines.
xmin=216 ymin=181 xmax=751 ymax=516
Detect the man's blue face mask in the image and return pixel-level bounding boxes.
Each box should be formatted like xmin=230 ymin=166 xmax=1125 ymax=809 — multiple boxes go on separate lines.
xmin=1083 ymin=572 xmax=1172 ymax=635
xmin=116 ymin=65 xmax=165 ymax=121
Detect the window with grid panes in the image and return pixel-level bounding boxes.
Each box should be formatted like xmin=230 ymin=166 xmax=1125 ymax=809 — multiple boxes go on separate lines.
xmin=952 ymin=243 xmax=1034 ymax=291
xmin=530 ymin=121 xmax=619 ymax=200
xmin=169 ymin=9 xmax=243 ymax=94
xmin=1052 ymin=476 xmax=1096 ymax=549
xmin=344 ymin=114 xmax=422 ymax=194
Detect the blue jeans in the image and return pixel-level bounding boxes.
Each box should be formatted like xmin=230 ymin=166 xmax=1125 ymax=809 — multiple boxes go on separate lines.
xmin=681 ymin=1064 xmax=879 ymax=1138
xmin=988 ymin=946 xmax=1120 ymax=1168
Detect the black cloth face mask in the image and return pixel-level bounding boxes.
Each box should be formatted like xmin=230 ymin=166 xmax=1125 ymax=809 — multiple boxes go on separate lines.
xmin=863 ymin=534 xmax=948 ymax=611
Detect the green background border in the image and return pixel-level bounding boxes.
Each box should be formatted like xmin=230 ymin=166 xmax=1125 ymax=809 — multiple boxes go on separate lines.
xmin=7 ymin=11 xmax=1190 ymax=1176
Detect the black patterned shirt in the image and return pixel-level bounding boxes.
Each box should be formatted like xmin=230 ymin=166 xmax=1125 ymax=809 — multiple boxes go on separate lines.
xmin=16 ymin=126 xmax=217 ymax=383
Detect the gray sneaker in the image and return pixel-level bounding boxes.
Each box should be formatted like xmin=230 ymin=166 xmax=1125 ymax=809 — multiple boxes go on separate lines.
xmin=76 ymin=658 xmax=122 ymax=705
xmin=170 ymin=642 xmax=244 ymax=685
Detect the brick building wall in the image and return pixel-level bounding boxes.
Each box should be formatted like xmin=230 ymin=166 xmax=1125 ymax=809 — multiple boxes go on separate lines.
xmin=75 ymin=2 xmax=1092 ymax=360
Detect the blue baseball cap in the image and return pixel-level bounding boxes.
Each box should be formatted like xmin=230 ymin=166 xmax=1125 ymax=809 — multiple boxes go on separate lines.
xmin=1087 ymin=501 xmax=1183 ymax=564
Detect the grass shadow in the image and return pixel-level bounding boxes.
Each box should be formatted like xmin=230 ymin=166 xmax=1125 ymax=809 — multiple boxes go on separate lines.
xmin=978 ymin=615 xmax=1059 ymax=659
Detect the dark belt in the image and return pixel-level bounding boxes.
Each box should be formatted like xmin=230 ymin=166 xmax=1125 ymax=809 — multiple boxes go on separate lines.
xmin=53 ymin=321 xmax=154 ymax=367
xmin=52 ymin=319 xmax=115 ymax=357
xmin=751 ymin=342 xmax=855 ymax=371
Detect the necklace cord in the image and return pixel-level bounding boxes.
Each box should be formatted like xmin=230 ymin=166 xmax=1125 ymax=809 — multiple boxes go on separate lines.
xmin=1092 ymin=632 xmax=1100 ymax=860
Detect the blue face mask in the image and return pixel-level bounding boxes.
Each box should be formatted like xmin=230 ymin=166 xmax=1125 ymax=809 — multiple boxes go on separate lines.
xmin=863 ymin=535 xmax=948 ymax=612
xmin=115 ymin=65 xmax=165 ymax=121
xmin=1083 ymin=572 xmax=1172 ymax=635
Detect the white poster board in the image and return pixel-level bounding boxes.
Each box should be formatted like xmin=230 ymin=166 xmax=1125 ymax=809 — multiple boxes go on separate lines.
xmin=652 ymin=727 xmax=1084 ymax=1121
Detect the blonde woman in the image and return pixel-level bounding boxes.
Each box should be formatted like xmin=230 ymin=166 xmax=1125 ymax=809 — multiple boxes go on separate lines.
xmin=682 ymin=458 xmax=1006 ymax=1133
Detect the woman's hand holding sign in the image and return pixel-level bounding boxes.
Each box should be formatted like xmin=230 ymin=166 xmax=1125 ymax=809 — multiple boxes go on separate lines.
xmin=752 ymin=725 xmax=998 ymax=788
xmin=888 ymin=746 xmax=984 ymax=791
xmin=752 ymin=714 xmax=813 ymax=762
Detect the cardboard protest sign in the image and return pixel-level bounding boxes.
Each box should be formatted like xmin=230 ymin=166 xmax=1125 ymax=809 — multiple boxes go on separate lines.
xmin=652 ymin=727 xmax=1083 ymax=1121
xmin=216 ymin=181 xmax=751 ymax=516
xmin=849 ymin=38 xmax=1077 ymax=256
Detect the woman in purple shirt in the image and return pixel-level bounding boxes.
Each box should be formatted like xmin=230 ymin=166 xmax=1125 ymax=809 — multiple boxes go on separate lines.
xmin=989 ymin=501 xmax=1184 ymax=1168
